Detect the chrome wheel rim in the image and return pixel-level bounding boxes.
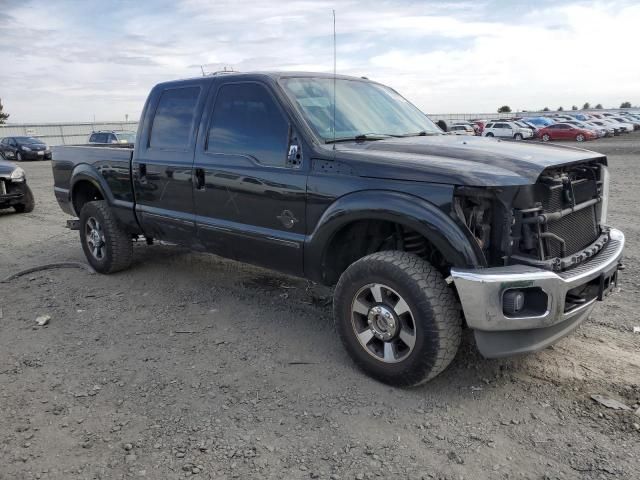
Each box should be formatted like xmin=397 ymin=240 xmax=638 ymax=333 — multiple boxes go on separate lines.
xmin=85 ymin=216 xmax=106 ymax=260
xmin=351 ymin=283 xmax=416 ymax=363
xmin=542 ymin=134 xmax=549 ymax=141
xmin=576 ymin=134 xmax=584 ymax=142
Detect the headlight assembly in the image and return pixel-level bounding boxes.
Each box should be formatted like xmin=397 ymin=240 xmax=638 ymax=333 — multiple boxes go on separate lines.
xmin=21 ymin=146 xmax=32 ymax=152
xmin=10 ymin=167 xmax=26 ymax=182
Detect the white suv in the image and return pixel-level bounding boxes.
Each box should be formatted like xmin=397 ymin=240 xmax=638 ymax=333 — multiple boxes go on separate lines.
xmin=482 ymin=121 xmax=533 ymax=140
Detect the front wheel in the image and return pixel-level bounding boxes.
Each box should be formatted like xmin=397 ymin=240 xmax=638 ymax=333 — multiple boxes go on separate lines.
xmin=485 ymin=132 xmax=494 ymax=137
xmin=514 ymin=133 xmax=523 ymax=141
xmin=16 ymin=152 xmax=23 ymax=162
xmin=79 ymin=200 xmax=133 ymax=273
xmin=14 ymin=185 xmax=35 ymax=213
xmin=542 ymin=133 xmax=551 ymax=142
xmin=576 ymin=134 xmax=585 ymax=142
xmin=333 ymin=251 xmax=462 ymax=386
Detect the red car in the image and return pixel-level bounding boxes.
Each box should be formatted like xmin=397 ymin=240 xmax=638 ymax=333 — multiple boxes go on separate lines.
xmin=538 ymin=123 xmax=598 ymax=142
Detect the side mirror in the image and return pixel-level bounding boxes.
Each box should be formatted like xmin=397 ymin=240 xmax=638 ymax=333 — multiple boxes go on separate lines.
xmin=286 ymin=125 xmax=301 ymax=168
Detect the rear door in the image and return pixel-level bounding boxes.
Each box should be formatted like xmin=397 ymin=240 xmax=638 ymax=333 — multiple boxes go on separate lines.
xmin=192 ymin=79 xmax=307 ymax=275
xmin=132 ymin=79 xmax=210 ymax=244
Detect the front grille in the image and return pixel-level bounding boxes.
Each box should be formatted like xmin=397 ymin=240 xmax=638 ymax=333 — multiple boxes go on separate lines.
xmin=546 ymin=207 xmax=599 ymax=257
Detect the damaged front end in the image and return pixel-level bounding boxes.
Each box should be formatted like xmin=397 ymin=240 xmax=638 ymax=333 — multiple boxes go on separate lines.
xmin=453 ymin=158 xmax=611 ymax=273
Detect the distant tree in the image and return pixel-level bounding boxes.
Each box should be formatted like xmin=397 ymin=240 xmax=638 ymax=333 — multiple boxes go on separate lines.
xmin=582 ymin=102 xmax=590 ymax=110
xmin=497 ymin=105 xmax=512 ymax=113
xmin=595 ymin=103 xmax=603 ymax=109
xmin=571 ymin=105 xmax=578 ymax=110
xmin=558 ymin=106 xmax=564 ymax=111
xmin=620 ymin=101 xmax=632 ymax=108
xmin=0 ymin=98 xmax=8 ymax=124
xmin=542 ymin=107 xmax=550 ymax=112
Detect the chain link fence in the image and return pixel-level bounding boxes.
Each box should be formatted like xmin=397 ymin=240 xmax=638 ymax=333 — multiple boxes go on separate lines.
xmin=0 ymin=122 xmax=139 ymax=146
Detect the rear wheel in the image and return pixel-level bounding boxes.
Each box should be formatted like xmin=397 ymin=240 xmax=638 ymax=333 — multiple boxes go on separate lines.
xmin=13 ymin=185 xmax=35 ymax=213
xmin=542 ymin=133 xmax=551 ymax=142
xmin=79 ymin=200 xmax=132 ymax=273
xmin=333 ymin=251 xmax=462 ymax=386
xmin=576 ymin=134 xmax=585 ymax=142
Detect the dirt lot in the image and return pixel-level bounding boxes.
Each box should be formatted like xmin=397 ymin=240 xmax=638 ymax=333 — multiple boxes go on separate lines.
xmin=1 ymin=136 xmax=639 ymax=480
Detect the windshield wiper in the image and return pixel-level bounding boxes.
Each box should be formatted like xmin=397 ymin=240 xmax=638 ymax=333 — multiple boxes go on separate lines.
xmin=325 ymin=133 xmax=397 ymax=144
xmin=398 ymin=131 xmax=440 ymax=137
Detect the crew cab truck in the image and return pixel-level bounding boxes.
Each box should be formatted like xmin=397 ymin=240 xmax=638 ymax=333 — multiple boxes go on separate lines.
xmin=51 ymin=72 xmax=624 ymax=386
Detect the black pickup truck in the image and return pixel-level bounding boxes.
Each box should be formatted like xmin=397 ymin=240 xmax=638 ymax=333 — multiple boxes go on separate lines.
xmin=52 ymin=72 xmax=624 ymax=386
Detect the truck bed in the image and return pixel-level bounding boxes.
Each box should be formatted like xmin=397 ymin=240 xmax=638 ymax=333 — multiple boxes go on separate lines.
xmin=51 ymin=144 xmax=134 ymax=217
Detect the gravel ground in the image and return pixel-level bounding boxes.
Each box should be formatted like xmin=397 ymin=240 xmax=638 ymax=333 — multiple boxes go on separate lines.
xmin=1 ymin=136 xmax=639 ymax=480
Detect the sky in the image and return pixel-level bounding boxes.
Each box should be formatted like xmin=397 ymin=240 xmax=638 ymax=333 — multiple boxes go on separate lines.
xmin=0 ymin=0 xmax=638 ymax=123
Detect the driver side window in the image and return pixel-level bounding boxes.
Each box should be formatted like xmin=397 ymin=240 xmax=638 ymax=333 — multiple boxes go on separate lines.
xmin=207 ymin=83 xmax=290 ymax=167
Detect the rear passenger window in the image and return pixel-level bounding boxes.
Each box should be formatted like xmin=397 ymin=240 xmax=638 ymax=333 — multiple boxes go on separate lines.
xmin=150 ymin=86 xmax=200 ymax=150
xmin=207 ymin=83 xmax=289 ymax=167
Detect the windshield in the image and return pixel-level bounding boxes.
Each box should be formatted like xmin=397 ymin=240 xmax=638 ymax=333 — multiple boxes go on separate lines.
xmin=15 ymin=136 xmax=43 ymax=144
xmin=280 ymin=77 xmax=441 ymax=142
xmin=115 ymin=132 xmax=136 ymax=143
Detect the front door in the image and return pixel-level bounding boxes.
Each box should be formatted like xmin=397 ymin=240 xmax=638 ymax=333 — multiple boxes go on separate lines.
xmin=192 ymin=80 xmax=307 ymax=275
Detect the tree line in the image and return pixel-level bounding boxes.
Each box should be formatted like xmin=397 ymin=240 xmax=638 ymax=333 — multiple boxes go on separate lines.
xmin=498 ymin=102 xmax=635 ymax=114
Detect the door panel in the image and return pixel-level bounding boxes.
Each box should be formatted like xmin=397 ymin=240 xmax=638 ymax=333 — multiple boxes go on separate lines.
xmin=193 ymin=80 xmax=307 ymax=275
xmin=132 ymin=80 xmax=210 ymax=244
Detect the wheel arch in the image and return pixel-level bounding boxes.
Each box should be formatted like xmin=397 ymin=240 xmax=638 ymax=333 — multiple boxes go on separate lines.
xmin=304 ymin=190 xmax=485 ymax=285
xmin=69 ymin=164 xmax=113 ymax=216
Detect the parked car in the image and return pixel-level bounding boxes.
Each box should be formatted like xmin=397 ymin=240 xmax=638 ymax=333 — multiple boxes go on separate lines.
xmin=610 ymin=116 xmax=639 ymax=131
xmin=471 ymin=119 xmax=488 ymax=134
xmin=482 ymin=121 xmax=533 ymax=140
xmin=513 ymin=120 xmax=538 ymax=137
xmin=51 ymin=71 xmax=623 ymax=386
xmin=451 ymin=121 xmax=479 ymax=135
xmin=88 ymin=130 xmax=137 ymax=144
xmin=586 ymin=121 xmax=615 ymax=137
xmin=563 ymin=120 xmax=606 ymax=138
xmin=537 ymin=123 xmax=598 ymax=142
xmin=0 ymin=136 xmax=51 ymax=161
xmin=449 ymin=124 xmax=475 ymax=135
xmin=522 ymin=116 xmax=555 ymax=127
xmin=0 ymin=156 xmax=35 ymax=213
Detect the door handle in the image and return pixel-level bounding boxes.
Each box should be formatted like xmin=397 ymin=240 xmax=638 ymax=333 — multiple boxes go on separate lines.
xmin=139 ymin=163 xmax=147 ymax=185
xmin=195 ymin=168 xmax=205 ymax=190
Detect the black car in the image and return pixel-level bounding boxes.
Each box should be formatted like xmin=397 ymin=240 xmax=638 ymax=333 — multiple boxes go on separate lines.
xmin=0 ymin=157 xmax=35 ymax=213
xmin=0 ymin=136 xmax=52 ymax=161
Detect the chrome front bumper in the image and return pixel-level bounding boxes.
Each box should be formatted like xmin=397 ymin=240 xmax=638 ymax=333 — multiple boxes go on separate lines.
xmin=450 ymin=228 xmax=624 ymax=357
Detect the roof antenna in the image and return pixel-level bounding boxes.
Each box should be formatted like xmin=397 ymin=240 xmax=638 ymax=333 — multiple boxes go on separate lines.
xmin=332 ymin=9 xmax=337 ymax=150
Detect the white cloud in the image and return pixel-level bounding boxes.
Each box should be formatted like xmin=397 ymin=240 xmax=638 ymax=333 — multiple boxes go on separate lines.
xmin=0 ymin=0 xmax=638 ymax=122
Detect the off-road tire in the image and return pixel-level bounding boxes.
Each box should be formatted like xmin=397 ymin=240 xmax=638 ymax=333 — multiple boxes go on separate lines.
xmin=333 ymin=251 xmax=462 ymax=387
xmin=79 ymin=200 xmax=132 ymax=274
xmin=14 ymin=185 xmax=35 ymax=213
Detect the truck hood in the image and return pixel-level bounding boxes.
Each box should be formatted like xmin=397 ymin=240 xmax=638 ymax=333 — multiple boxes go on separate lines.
xmin=335 ymin=135 xmax=605 ymax=186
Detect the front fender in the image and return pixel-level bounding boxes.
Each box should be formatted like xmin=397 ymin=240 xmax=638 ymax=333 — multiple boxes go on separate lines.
xmin=304 ymin=190 xmax=485 ymax=284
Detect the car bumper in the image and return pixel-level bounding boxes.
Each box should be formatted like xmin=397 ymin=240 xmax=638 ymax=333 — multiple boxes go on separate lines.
xmin=0 ymin=179 xmax=28 ymax=207
xmin=450 ymin=228 xmax=624 ymax=358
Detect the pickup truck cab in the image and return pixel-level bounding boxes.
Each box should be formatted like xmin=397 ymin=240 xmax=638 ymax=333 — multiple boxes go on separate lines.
xmin=52 ymin=72 xmax=624 ymax=386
